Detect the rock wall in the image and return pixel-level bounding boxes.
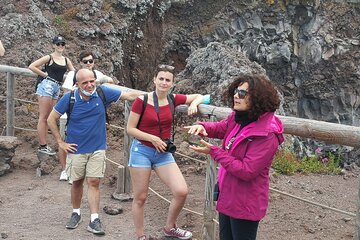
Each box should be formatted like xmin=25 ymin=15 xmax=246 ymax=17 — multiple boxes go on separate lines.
xmin=161 ymin=0 xmax=360 ymax=127
xmin=0 ymin=137 xmax=21 ymax=176
xmin=0 ymin=0 xmax=359 ymax=161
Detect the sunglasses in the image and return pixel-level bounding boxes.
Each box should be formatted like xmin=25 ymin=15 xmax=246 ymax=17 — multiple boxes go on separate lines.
xmin=158 ymin=64 xmax=175 ymax=72
xmin=234 ymin=88 xmax=248 ymax=99
xmin=82 ymin=59 xmax=94 ymax=64
xmin=56 ymin=42 xmax=65 ymax=46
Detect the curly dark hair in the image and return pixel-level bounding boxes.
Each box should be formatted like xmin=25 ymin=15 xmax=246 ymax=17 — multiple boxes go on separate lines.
xmin=223 ymin=74 xmax=281 ymax=119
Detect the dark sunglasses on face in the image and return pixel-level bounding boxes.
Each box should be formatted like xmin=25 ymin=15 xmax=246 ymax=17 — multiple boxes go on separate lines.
xmin=82 ymin=59 xmax=94 ymax=64
xmin=234 ymin=88 xmax=248 ymax=99
xmin=56 ymin=42 xmax=65 ymax=46
xmin=158 ymin=64 xmax=175 ymax=72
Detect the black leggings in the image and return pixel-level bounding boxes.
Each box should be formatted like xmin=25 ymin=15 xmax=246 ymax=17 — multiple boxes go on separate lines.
xmin=219 ymin=213 xmax=259 ymax=240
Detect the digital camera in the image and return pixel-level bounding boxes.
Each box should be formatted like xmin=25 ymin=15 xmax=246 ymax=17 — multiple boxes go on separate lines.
xmin=164 ymin=139 xmax=176 ymax=153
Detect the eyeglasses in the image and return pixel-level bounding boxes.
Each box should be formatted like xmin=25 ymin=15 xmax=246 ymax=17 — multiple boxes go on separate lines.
xmin=82 ymin=59 xmax=94 ymax=64
xmin=234 ymin=88 xmax=248 ymax=99
xmin=158 ymin=64 xmax=175 ymax=72
xmin=56 ymin=42 xmax=65 ymax=46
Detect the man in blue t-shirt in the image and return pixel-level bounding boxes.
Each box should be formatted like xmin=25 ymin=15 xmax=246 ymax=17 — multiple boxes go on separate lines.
xmin=47 ymin=68 xmax=141 ymax=235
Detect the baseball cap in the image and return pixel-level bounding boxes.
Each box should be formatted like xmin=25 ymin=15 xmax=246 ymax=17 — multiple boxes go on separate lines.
xmin=52 ymin=36 xmax=66 ymax=44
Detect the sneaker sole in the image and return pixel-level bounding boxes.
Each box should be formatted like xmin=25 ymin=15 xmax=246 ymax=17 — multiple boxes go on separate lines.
xmin=66 ymin=219 xmax=82 ymax=229
xmin=164 ymin=233 xmax=193 ymax=240
xmin=87 ymin=226 xmax=105 ymax=235
xmin=38 ymin=150 xmax=57 ymax=156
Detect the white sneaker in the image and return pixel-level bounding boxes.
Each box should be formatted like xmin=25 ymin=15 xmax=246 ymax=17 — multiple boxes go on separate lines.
xmin=38 ymin=145 xmax=56 ymax=155
xmin=59 ymin=170 xmax=68 ymax=181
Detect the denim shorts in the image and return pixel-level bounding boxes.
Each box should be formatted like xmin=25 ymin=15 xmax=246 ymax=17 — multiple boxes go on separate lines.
xmin=128 ymin=139 xmax=175 ymax=168
xmin=36 ymin=78 xmax=61 ymax=99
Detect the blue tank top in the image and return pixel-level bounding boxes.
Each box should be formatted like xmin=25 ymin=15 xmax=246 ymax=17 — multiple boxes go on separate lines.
xmin=47 ymin=57 xmax=68 ymax=83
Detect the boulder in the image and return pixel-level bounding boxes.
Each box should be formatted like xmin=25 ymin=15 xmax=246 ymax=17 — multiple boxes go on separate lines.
xmin=0 ymin=136 xmax=21 ymax=176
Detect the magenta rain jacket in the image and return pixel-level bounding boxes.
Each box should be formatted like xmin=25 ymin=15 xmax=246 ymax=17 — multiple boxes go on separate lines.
xmin=199 ymin=111 xmax=284 ymax=221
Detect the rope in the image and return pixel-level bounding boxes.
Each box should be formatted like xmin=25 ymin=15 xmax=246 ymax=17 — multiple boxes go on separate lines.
xmin=148 ymin=187 xmax=203 ymax=216
xmin=108 ymin=124 xmax=124 ymax=130
xmin=13 ymin=126 xmax=37 ymax=132
xmin=175 ymin=151 xmax=207 ymax=164
xmin=270 ymin=187 xmax=356 ymax=217
xmin=14 ymin=98 xmax=37 ymax=105
xmin=0 ymin=95 xmax=38 ymax=105
xmin=106 ymin=157 xmax=121 ymax=166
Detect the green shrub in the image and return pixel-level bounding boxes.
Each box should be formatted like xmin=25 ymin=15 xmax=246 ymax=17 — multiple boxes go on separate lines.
xmin=54 ymin=15 xmax=65 ymax=26
xmin=53 ymin=15 xmax=72 ymax=38
xmin=272 ymin=149 xmax=342 ymax=175
xmin=272 ymin=149 xmax=299 ymax=175
xmin=299 ymin=153 xmax=341 ymax=175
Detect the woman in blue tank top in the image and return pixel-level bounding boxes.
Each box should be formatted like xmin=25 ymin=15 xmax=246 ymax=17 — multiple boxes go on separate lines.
xmin=29 ymin=36 xmax=75 ymax=155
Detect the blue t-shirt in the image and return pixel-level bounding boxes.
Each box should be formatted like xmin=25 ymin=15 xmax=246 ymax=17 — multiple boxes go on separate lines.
xmin=54 ymin=85 xmax=122 ymax=154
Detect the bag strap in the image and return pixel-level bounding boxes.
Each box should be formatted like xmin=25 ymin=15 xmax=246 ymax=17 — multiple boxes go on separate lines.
xmin=96 ymin=86 xmax=109 ymax=124
xmin=168 ymin=94 xmax=176 ymax=141
xmin=44 ymin=54 xmax=52 ymax=71
xmin=136 ymin=94 xmax=148 ymax=128
xmin=152 ymin=92 xmax=176 ymax=141
xmin=65 ymin=90 xmax=76 ymax=127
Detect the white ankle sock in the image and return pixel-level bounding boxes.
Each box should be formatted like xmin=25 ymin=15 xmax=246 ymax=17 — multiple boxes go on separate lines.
xmin=91 ymin=213 xmax=99 ymax=222
xmin=73 ymin=209 xmax=80 ymax=215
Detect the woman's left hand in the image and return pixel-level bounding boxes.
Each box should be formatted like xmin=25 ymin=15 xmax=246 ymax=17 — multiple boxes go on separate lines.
xmin=187 ymin=104 xmax=198 ymax=115
xmin=189 ymin=139 xmax=212 ymax=154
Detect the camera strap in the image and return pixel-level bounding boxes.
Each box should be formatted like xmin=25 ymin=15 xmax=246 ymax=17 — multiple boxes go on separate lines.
xmin=152 ymin=91 xmax=175 ymax=141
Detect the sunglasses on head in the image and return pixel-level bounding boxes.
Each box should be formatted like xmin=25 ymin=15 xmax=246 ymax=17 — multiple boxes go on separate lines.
xmin=158 ymin=64 xmax=175 ymax=72
xmin=234 ymin=88 xmax=248 ymax=99
xmin=56 ymin=42 xmax=65 ymax=46
xmin=82 ymin=59 xmax=94 ymax=64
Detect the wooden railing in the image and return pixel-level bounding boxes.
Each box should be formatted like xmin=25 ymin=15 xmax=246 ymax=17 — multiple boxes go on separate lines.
xmin=1 ymin=64 xmax=360 ymax=240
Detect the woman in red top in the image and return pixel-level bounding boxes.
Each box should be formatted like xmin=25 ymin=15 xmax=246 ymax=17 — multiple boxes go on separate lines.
xmin=127 ymin=64 xmax=204 ymax=240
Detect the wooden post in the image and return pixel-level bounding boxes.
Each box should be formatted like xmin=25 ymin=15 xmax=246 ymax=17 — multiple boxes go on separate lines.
xmin=116 ymin=165 xmax=125 ymax=193
xmin=6 ymin=72 xmax=14 ymax=136
xmin=355 ymin=179 xmax=360 ymax=240
xmin=111 ymin=102 xmax=133 ymax=201
xmin=202 ymin=115 xmax=217 ymax=240
xmin=123 ymin=100 xmax=132 ymax=193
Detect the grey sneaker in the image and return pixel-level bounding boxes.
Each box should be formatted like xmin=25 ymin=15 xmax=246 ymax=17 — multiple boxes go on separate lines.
xmin=87 ymin=218 xmax=105 ymax=235
xmin=38 ymin=145 xmax=56 ymax=155
xmin=65 ymin=212 xmax=81 ymax=229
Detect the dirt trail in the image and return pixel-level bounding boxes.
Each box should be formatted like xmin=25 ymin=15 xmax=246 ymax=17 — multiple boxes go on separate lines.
xmin=0 ymin=140 xmax=358 ymax=240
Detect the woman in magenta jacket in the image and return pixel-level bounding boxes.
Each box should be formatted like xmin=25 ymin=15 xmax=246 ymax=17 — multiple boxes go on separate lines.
xmin=185 ymin=74 xmax=284 ymax=240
